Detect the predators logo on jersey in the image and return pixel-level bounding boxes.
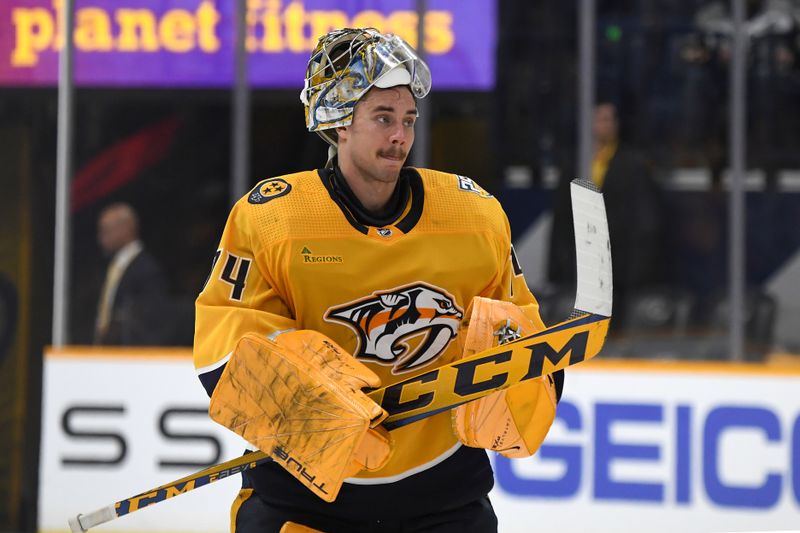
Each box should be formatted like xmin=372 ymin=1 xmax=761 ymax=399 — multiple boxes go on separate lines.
xmin=325 ymin=283 xmax=463 ymax=373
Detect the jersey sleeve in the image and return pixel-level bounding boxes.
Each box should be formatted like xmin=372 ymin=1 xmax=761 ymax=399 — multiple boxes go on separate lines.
xmin=488 ymin=214 xmax=565 ymax=402
xmin=193 ymin=200 xmax=296 ymax=396
xmin=485 ymin=214 xmax=546 ymax=331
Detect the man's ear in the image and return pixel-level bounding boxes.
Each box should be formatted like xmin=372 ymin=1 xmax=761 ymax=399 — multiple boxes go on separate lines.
xmin=336 ymin=126 xmax=348 ymax=142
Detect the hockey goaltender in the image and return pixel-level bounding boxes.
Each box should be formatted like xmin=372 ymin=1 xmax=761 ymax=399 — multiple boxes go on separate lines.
xmin=194 ymin=27 xmax=565 ymax=533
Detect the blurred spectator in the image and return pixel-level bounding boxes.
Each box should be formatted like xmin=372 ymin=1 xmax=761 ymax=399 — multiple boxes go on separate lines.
xmin=690 ymin=0 xmax=800 ymax=178
xmin=548 ymin=102 xmax=664 ymax=330
xmin=94 ymin=203 xmax=169 ymax=345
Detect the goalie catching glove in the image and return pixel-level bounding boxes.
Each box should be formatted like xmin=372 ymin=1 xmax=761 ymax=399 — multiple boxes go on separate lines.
xmin=453 ymin=297 xmax=558 ymax=458
xmin=208 ymin=330 xmax=392 ymax=502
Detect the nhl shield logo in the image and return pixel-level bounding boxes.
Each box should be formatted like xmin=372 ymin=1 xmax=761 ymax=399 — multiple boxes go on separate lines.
xmin=325 ymin=283 xmax=463 ymax=373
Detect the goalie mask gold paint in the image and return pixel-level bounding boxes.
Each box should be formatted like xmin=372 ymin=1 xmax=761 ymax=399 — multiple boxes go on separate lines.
xmin=324 ymin=283 xmax=463 ymax=373
xmin=299 ymin=28 xmax=432 ymax=146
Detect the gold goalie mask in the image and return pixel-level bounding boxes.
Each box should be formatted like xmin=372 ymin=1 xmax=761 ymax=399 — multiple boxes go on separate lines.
xmin=299 ymin=27 xmax=432 ymax=147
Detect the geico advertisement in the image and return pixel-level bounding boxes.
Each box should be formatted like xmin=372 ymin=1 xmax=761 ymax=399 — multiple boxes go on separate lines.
xmin=41 ymin=352 xmax=800 ymax=532
xmin=490 ymin=363 xmax=800 ymax=533
xmin=39 ymin=349 xmax=247 ymax=532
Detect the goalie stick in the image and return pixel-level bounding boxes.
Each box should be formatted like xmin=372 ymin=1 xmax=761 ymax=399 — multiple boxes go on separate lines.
xmin=68 ymin=178 xmax=611 ymax=532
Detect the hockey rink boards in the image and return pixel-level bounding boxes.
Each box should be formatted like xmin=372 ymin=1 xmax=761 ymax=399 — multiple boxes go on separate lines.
xmin=40 ymin=349 xmax=800 ymax=532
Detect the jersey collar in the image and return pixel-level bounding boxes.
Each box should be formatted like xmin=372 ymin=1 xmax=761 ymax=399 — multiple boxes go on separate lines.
xmin=319 ymin=164 xmax=425 ymax=235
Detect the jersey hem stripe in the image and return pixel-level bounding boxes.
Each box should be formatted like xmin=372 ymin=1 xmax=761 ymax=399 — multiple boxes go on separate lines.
xmin=195 ymin=351 xmax=232 ymax=375
xmin=343 ymin=442 xmax=463 ymax=485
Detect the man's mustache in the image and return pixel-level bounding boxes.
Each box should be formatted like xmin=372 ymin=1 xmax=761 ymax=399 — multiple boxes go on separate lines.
xmin=379 ymin=149 xmax=407 ymax=159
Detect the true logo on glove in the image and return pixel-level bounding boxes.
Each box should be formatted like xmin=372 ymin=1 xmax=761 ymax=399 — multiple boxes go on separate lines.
xmin=272 ymin=446 xmax=329 ymax=496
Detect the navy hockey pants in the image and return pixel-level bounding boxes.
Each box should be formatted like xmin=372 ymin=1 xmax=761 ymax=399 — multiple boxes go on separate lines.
xmin=231 ymin=488 xmax=498 ymax=533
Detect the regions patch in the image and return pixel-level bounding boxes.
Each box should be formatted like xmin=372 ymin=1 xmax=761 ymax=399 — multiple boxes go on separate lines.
xmin=300 ymin=247 xmax=343 ymax=264
xmin=248 ymin=178 xmax=291 ymax=204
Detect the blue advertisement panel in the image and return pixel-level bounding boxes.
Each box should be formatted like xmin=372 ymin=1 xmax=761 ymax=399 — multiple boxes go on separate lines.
xmin=0 ymin=0 xmax=495 ymax=89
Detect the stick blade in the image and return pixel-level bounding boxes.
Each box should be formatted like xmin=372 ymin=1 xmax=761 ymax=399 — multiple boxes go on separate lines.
xmin=570 ymin=178 xmax=613 ymax=317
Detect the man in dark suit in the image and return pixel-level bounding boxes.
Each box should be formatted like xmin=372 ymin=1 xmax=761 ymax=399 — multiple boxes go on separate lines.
xmin=548 ymin=102 xmax=664 ymax=330
xmin=95 ymin=203 xmax=169 ymax=345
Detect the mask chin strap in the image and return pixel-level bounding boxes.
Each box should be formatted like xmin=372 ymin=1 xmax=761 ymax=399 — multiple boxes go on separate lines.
xmin=326 ymin=145 xmax=338 ymax=169
xmin=317 ymin=129 xmax=339 ymax=168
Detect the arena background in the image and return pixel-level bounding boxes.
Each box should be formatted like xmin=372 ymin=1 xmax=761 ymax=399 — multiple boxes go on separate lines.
xmin=1 ymin=0 xmax=800 ymax=531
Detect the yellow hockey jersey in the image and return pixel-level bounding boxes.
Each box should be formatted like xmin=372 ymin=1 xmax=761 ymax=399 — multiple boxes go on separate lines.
xmin=194 ymin=166 xmax=546 ymax=516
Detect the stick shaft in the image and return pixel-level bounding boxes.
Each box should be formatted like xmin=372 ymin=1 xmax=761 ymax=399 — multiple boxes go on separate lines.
xmin=69 ymin=451 xmax=269 ymax=531
xmin=375 ymin=312 xmax=608 ymax=429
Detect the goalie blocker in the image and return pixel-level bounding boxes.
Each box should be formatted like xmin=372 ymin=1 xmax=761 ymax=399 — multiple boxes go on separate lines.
xmin=209 ymin=330 xmax=394 ymax=502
